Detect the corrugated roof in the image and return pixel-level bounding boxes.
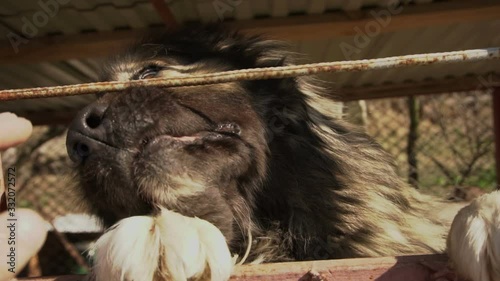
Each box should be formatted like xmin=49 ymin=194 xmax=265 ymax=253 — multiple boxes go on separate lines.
xmin=0 ymin=0 xmax=498 ymax=118
xmin=1 ymin=0 xmax=449 ymax=39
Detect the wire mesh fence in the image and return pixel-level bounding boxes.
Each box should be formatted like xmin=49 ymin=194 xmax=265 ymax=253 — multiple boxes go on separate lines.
xmin=345 ymin=89 xmax=496 ymax=197
xmin=1 ymin=89 xmax=496 ymax=277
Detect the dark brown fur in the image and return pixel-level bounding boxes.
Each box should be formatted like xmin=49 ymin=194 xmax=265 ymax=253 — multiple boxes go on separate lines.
xmin=66 ymin=25 xmax=446 ymax=263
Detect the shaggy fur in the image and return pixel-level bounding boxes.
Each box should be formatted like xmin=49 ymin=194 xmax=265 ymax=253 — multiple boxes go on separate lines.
xmin=89 ymin=208 xmax=233 ymax=281
xmin=447 ymin=190 xmax=500 ymax=281
xmin=66 ymin=25 xmax=448 ymax=273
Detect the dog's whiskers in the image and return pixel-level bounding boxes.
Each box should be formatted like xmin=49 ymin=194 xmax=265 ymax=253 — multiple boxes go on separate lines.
xmin=236 ymin=228 xmax=252 ymax=266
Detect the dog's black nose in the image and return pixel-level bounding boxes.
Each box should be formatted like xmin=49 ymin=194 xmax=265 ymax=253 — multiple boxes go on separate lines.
xmin=66 ymin=103 xmax=109 ymax=163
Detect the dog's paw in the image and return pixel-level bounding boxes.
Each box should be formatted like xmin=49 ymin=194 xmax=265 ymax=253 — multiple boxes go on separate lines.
xmin=447 ymin=190 xmax=500 ymax=281
xmin=89 ymin=208 xmax=233 ymax=281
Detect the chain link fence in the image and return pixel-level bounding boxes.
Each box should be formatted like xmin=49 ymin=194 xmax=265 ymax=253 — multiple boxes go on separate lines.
xmin=345 ymin=89 xmax=496 ymax=197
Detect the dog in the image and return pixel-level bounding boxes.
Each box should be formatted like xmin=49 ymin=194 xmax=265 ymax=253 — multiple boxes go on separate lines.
xmin=66 ymin=25 xmax=454 ymax=281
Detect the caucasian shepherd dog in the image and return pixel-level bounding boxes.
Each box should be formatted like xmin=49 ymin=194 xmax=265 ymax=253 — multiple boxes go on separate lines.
xmin=66 ymin=25 xmax=447 ymax=281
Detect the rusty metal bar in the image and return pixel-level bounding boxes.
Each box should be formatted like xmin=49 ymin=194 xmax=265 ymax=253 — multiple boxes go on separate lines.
xmin=0 ymin=48 xmax=498 ymax=101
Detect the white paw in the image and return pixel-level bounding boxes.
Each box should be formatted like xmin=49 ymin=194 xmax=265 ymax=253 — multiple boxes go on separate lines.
xmin=89 ymin=208 xmax=234 ymax=281
xmin=447 ymin=190 xmax=500 ymax=281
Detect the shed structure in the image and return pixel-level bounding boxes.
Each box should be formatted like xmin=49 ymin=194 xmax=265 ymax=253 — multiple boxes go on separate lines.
xmin=0 ymin=0 xmax=499 ymax=280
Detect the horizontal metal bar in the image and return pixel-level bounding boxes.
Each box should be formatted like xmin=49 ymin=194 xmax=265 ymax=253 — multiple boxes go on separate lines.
xmin=0 ymin=48 xmax=498 ymax=101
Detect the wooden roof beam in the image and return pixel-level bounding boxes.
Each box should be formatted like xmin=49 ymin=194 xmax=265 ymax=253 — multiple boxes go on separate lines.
xmin=338 ymin=74 xmax=500 ymax=101
xmin=0 ymin=1 xmax=499 ymax=64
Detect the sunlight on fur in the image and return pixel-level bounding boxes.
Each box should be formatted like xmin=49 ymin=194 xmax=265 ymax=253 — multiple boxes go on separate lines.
xmin=64 ymin=25 xmax=500 ymax=281
xmin=447 ymin=190 xmax=500 ymax=281
xmin=89 ymin=208 xmax=233 ymax=281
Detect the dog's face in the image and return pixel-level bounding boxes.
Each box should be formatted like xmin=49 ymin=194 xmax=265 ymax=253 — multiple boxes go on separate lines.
xmin=66 ymin=27 xmax=286 ymax=242
xmin=66 ymin=26 xmax=450 ymax=265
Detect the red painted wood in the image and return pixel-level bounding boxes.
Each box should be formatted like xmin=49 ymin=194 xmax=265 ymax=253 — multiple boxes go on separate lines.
xmin=18 ymin=254 xmax=448 ymax=281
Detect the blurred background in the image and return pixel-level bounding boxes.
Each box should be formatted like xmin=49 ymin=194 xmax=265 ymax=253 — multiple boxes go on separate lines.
xmin=0 ymin=0 xmax=499 ymax=277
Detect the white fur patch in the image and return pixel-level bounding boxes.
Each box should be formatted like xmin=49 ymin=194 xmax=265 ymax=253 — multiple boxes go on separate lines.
xmin=137 ymin=174 xmax=207 ymax=206
xmin=89 ymin=209 xmax=233 ymax=281
xmin=447 ymin=190 xmax=500 ymax=281
xmin=90 ymin=216 xmax=161 ymax=281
